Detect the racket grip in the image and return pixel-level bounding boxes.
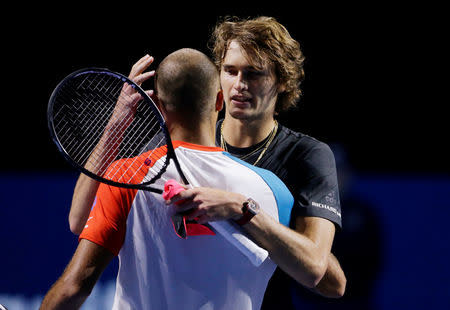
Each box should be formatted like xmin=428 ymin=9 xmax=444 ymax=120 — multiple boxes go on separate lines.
xmin=209 ymin=221 xmax=269 ymax=267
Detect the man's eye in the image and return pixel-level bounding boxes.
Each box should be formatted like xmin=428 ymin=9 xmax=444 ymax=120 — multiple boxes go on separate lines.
xmin=246 ymin=71 xmax=264 ymax=78
xmin=226 ymin=69 xmax=238 ymax=75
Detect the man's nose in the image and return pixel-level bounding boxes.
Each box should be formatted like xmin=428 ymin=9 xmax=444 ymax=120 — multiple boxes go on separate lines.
xmin=233 ymin=72 xmax=248 ymax=91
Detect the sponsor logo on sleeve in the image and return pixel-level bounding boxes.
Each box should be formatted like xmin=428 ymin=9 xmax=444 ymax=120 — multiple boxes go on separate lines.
xmin=311 ymin=201 xmax=341 ymax=218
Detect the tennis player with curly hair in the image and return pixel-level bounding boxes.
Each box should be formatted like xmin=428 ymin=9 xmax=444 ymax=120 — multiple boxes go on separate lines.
xmin=67 ymin=16 xmax=346 ymax=309
xmin=203 ymin=16 xmax=347 ymax=308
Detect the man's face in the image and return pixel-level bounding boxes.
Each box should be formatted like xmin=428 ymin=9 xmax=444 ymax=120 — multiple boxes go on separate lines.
xmin=220 ymin=40 xmax=280 ymax=121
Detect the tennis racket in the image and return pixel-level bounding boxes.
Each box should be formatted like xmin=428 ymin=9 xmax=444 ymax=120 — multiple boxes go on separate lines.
xmin=48 ymin=68 xmax=268 ymax=266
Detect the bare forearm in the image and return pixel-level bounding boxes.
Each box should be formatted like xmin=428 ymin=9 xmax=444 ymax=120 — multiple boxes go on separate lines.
xmin=69 ymin=129 xmax=120 ymax=234
xmin=242 ymin=210 xmax=346 ymax=297
xmin=243 ymin=211 xmax=331 ymax=288
xmin=40 ymin=279 xmax=89 ymax=310
xmin=167 ymin=187 xmax=341 ymax=291
xmin=69 ymin=174 xmax=100 ymax=234
xmin=41 ymin=240 xmax=114 ymax=310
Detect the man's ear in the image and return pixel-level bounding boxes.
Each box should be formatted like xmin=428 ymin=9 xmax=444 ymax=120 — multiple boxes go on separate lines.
xmin=155 ymin=96 xmax=168 ymax=119
xmin=277 ymin=83 xmax=286 ymax=94
xmin=215 ymin=89 xmax=224 ymax=112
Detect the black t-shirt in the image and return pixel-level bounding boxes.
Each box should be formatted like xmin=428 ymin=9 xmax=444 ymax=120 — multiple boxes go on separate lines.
xmin=216 ymin=119 xmax=342 ymax=229
xmin=216 ymin=119 xmax=343 ymax=309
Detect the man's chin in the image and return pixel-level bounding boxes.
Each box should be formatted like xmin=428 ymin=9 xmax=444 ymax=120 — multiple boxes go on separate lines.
xmin=228 ymin=109 xmax=251 ymax=120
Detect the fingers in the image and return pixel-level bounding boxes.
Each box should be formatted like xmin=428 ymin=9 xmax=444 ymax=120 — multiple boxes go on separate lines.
xmin=165 ymin=188 xmax=195 ymax=206
xmin=166 ymin=190 xmax=202 ymax=220
xmin=180 ymin=204 xmax=211 ymax=224
xmin=130 ymin=54 xmax=154 ymax=77
xmin=185 ymin=208 xmax=206 ymax=221
xmin=129 ymin=54 xmax=155 ymax=86
xmin=130 ymin=54 xmax=154 ymax=76
xmin=133 ymin=70 xmax=155 ymax=85
xmin=171 ymin=198 xmax=198 ymax=213
xmin=165 ymin=187 xmax=240 ymax=224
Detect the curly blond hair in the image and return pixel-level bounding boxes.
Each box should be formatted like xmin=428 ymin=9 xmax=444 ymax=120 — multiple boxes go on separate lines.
xmin=209 ymin=16 xmax=306 ymax=113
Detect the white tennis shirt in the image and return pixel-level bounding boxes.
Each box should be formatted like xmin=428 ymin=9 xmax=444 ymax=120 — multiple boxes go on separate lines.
xmin=80 ymin=141 xmax=294 ymax=310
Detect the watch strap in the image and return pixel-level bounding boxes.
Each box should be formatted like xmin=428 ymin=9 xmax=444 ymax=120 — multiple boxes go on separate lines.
xmin=235 ymin=198 xmax=259 ymax=226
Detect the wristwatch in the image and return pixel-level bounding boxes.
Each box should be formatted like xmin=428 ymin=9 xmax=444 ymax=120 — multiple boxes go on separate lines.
xmin=235 ymin=198 xmax=260 ymax=226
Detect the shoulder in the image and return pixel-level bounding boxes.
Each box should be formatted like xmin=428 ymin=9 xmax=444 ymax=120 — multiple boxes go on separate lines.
xmin=222 ymin=151 xmax=284 ymax=182
xmin=263 ymin=124 xmax=342 ymax=228
xmin=278 ymin=125 xmax=330 ymax=151
xmin=222 ymin=152 xmax=292 ymax=197
xmin=222 ymin=152 xmax=294 ymax=226
xmin=223 ymin=152 xmax=290 ymax=195
xmin=274 ymin=125 xmax=335 ymax=167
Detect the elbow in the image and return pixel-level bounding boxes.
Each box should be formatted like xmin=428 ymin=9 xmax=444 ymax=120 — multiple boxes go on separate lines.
xmin=69 ymin=215 xmax=84 ymax=235
xmin=64 ymin=269 xmax=98 ymax=299
xmin=66 ymin=281 xmax=92 ymax=302
xmin=295 ymin=258 xmax=328 ymax=289
xmin=335 ymin=275 xmax=347 ymax=298
xmin=310 ymin=259 xmax=329 ymax=288
xmin=311 ymin=263 xmax=347 ymax=299
xmin=322 ymin=274 xmax=346 ymax=298
xmin=51 ymin=276 xmax=93 ymax=307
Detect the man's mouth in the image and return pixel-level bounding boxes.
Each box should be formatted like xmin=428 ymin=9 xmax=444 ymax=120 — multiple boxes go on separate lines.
xmin=230 ymin=95 xmax=252 ymax=107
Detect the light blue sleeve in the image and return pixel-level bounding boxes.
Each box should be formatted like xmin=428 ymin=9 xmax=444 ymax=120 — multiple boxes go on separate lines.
xmin=222 ymin=152 xmax=294 ymax=226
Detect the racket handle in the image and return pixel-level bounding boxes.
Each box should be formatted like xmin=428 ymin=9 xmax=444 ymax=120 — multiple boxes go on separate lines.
xmin=163 ymin=179 xmax=269 ymax=266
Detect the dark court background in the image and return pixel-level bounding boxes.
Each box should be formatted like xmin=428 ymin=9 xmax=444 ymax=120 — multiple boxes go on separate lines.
xmin=1 ymin=2 xmax=448 ymax=309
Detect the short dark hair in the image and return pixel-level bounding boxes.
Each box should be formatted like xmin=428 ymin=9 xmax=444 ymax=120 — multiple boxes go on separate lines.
xmin=156 ymin=48 xmax=220 ymax=118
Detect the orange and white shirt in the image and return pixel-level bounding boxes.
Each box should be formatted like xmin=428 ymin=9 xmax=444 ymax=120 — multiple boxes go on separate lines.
xmin=80 ymin=141 xmax=294 ymax=310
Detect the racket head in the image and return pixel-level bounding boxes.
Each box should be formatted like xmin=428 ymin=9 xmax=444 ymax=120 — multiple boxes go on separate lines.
xmin=48 ymin=68 xmax=178 ymax=193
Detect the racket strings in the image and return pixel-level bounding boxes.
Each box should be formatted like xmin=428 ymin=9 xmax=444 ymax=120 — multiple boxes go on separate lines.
xmin=66 ymin=93 xmax=117 ymax=164
xmin=100 ymin=90 xmax=165 ymax=182
xmin=56 ymin=74 xmax=127 ymax=170
xmin=77 ymin=81 xmax=141 ymax=172
xmin=52 ymin=70 xmax=171 ymax=185
xmin=54 ymin=74 xmax=120 ymax=149
xmin=84 ymin=88 xmax=164 ymax=181
xmin=113 ymin=135 xmax=168 ymax=185
xmin=103 ymin=108 xmax=168 ymax=183
xmin=57 ymin=74 xmax=133 ymax=166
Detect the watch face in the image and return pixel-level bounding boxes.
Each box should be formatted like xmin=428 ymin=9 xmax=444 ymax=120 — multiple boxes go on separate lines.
xmin=246 ymin=198 xmax=260 ymax=214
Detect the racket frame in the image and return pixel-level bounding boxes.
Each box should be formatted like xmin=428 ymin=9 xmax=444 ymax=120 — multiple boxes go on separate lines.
xmin=48 ymin=67 xmax=189 ymax=194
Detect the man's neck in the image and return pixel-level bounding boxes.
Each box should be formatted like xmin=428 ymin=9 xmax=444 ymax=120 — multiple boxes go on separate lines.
xmin=169 ymin=121 xmax=217 ymax=147
xmin=221 ymin=114 xmax=276 ymax=148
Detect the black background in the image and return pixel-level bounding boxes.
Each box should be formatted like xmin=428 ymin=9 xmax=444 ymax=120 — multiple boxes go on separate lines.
xmin=3 ymin=2 xmax=447 ymax=175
